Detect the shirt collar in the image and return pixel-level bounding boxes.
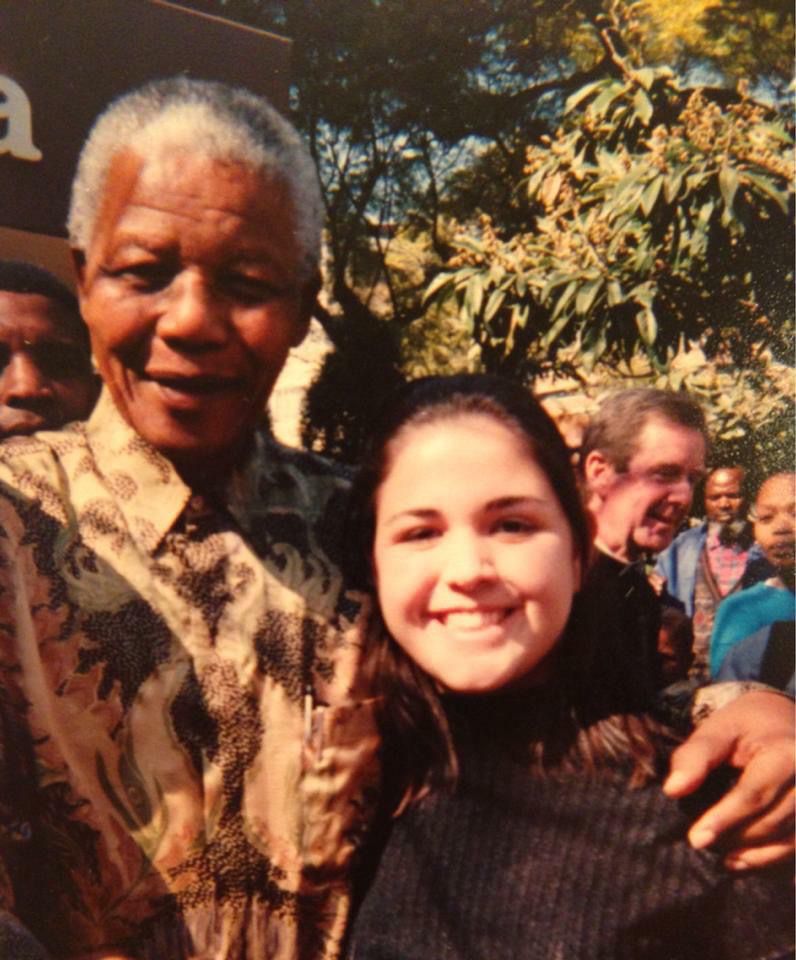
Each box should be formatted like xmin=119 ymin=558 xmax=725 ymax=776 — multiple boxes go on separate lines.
xmin=85 ymin=390 xmax=278 ymax=552
xmin=84 ymin=389 xmax=197 ymax=553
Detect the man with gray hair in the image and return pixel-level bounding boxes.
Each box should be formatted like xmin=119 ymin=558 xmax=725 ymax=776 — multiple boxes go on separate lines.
xmin=0 ymin=77 xmax=379 ymax=960
xmin=579 ymin=388 xmax=708 ymax=689
xmin=0 ymin=81 xmax=792 ymax=960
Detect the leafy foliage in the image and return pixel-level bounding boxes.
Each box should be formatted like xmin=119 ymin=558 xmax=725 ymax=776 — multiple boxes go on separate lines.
xmin=426 ymin=67 xmax=794 ymax=380
xmin=174 ymin=0 xmax=793 ymax=469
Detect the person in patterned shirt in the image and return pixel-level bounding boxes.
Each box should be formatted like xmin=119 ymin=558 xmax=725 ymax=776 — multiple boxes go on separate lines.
xmin=0 ymin=77 xmax=381 ymax=960
xmin=656 ymin=466 xmax=770 ymax=680
xmin=0 ymin=78 xmax=791 ymax=960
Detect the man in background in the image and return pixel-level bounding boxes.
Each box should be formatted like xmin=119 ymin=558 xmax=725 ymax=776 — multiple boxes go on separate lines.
xmin=580 ymin=388 xmax=708 ymax=692
xmin=0 ymin=260 xmax=99 ymax=438
xmin=656 ymin=466 xmax=770 ymax=680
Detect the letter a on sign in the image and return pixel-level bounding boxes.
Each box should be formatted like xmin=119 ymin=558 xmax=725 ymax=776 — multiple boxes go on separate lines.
xmin=0 ymin=76 xmax=43 ymax=162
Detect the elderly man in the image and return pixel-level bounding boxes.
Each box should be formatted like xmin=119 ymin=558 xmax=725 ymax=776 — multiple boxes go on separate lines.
xmin=656 ymin=466 xmax=770 ymax=680
xmin=0 ymin=81 xmax=792 ymax=960
xmin=0 ymin=78 xmax=380 ymax=960
xmin=580 ymin=388 xmax=709 ymax=691
xmin=0 ymin=260 xmax=99 ymax=438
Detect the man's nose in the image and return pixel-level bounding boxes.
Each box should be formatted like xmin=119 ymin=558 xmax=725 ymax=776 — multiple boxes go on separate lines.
xmin=666 ymin=477 xmax=696 ymax=509
xmin=2 ymin=353 xmax=53 ymax=407
xmin=156 ymin=272 xmax=231 ymax=348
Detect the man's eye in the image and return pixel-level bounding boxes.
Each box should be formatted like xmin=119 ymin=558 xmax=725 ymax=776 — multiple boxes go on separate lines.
xmin=221 ymin=274 xmax=282 ymax=303
xmin=107 ymin=263 xmax=173 ymax=291
xmin=653 ymin=467 xmax=680 ymax=482
xmin=34 ymin=344 xmax=91 ymax=378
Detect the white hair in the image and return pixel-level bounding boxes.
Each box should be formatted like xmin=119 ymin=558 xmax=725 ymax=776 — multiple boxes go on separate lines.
xmin=67 ymin=77 xmax=323 ymax=282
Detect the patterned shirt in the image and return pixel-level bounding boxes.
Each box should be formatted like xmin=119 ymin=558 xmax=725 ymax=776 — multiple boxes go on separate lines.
xmin=704 ymin=525 xmax=750 ymax=597
xmin=0 ymin=390 xmax=381 ymax=960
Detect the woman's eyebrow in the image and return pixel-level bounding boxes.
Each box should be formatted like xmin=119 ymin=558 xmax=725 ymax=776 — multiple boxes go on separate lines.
xmin=484 ymin=495 xmax=547 ymax=510
xmin=381 ymin=507 xmax=439 ymax=526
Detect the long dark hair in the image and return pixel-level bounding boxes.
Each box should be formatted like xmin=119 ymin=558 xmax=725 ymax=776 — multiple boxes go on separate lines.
xmin=347 ymin=374 xmax=676 ymax=811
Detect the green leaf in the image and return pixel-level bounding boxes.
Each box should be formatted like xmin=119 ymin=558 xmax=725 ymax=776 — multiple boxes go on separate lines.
xmin=540 ymin=172 xmax=563 ymax=207
xmin=591 ymin=81 xmax=626 ymax=118
xmin=422 ymin=271 xmax=454 ymax=304
xmin=697 ymin=199 xmax=715 ymax=227
xmin=575 ymin=278 xmax=602 ymax=316
xmin=742 ymin=172 xmax=789 ymax=214
xmin=551 ymin=281 xmax=577 ymax=321
xmin=663 ymin=170 xmax=684 ymax=204
xmin=456 ymin=237 xmax=486 ymax=256
xmin=633 ymin=88 xmax=653 ymax=126
xmin=483 ymin=288 xmax=506 ymax=322
xmin=718 ymin=165 xmax=739 ymax=215
xmin=640 ymin=175 xmax=663 ymax=216
xmin=540 ymin=272 xmax=574 ymax=304
xmin=580 ymin=324 xmax=607 ymax=372
xmin=606 ymin=280 xmax=624 ymax=306
xmin=635 ymin=68 xmax=655 ymax=91
xmin=541 ymin=307 xmax=574 ymax=349
xmin=635 ymin=306 xmax=658 ymax=345
xmin=464 ymin=276 xmax=484 ymax=318
xmin=565 ymin=80 xmax=604 ymax=114
xmin=758 ymin=122 xmax=793 ymax=146
xmin=526 ymin=165 xmax=547 ymax=199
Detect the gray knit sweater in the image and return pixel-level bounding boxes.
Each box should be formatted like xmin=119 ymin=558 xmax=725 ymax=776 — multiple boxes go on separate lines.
xmin=347 ymin=695 xmax=793 ymax=960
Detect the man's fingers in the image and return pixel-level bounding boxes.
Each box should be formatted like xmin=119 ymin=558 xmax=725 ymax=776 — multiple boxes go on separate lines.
xmin=724 ymin=841 xmax=796 ymax=871
xmin=725 ymin=787 xmax=796 ymax=847
xmin=663 ymin=732 xmax=726 ymax=798
xmin=684 ymin=747 xmax=794 ymax=850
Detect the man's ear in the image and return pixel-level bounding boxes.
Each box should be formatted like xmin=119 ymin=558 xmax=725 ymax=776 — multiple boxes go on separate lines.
xmin=71 ymin=249 xmax=87 ymax=296
xmin=583 ymin=449 xmax=615 ymax=497
xmin=291 ymin=270 xmax=321 ymax=347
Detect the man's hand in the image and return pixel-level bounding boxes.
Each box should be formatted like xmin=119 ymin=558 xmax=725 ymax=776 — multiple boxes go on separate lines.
xmin=663 ymin=690 xmax=794 ymax=869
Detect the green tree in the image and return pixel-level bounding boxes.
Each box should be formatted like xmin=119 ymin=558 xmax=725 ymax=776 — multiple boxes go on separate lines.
xmin=428 ymin=66 xmax=794 ymax=377
xmin=173 ymin=0 xmax=793 ymax=466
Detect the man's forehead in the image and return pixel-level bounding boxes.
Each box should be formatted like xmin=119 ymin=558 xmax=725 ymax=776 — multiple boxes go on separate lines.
xmin=629 ymin=415 xmax=706 ymax=465
xmin=0 ymin=292 xmax=83 ymax=342
xmin=706 ymin=469 xmax=744 ymax=494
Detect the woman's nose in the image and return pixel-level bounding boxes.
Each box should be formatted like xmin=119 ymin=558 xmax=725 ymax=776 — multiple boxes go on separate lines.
xmin=441 ymin=533 xmax=494 ymax=589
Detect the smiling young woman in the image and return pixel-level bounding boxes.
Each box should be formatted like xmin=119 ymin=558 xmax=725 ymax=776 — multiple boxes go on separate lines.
xmin=344 ymin=374 xmax=793 ymax=960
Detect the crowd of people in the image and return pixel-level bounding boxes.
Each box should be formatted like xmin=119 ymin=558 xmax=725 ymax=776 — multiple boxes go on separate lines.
xmin=0 ymin=77 xmax=792 ymax=960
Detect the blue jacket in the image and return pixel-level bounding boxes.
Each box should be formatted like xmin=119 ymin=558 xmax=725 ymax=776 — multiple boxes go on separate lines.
xmin=654 ymin=522 xmax=768 ymax=617
xmin=710 ymin=582 xmax=795 ymax=676
xmin=717 ymin=622 xmax=795 ymax=696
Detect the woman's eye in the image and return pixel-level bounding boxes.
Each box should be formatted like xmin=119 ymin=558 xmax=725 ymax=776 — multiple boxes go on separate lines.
xmin=397 ymin=526 xmax=439 ymax=543
xmin=493 ymin=517 xmax=536 ymax=535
